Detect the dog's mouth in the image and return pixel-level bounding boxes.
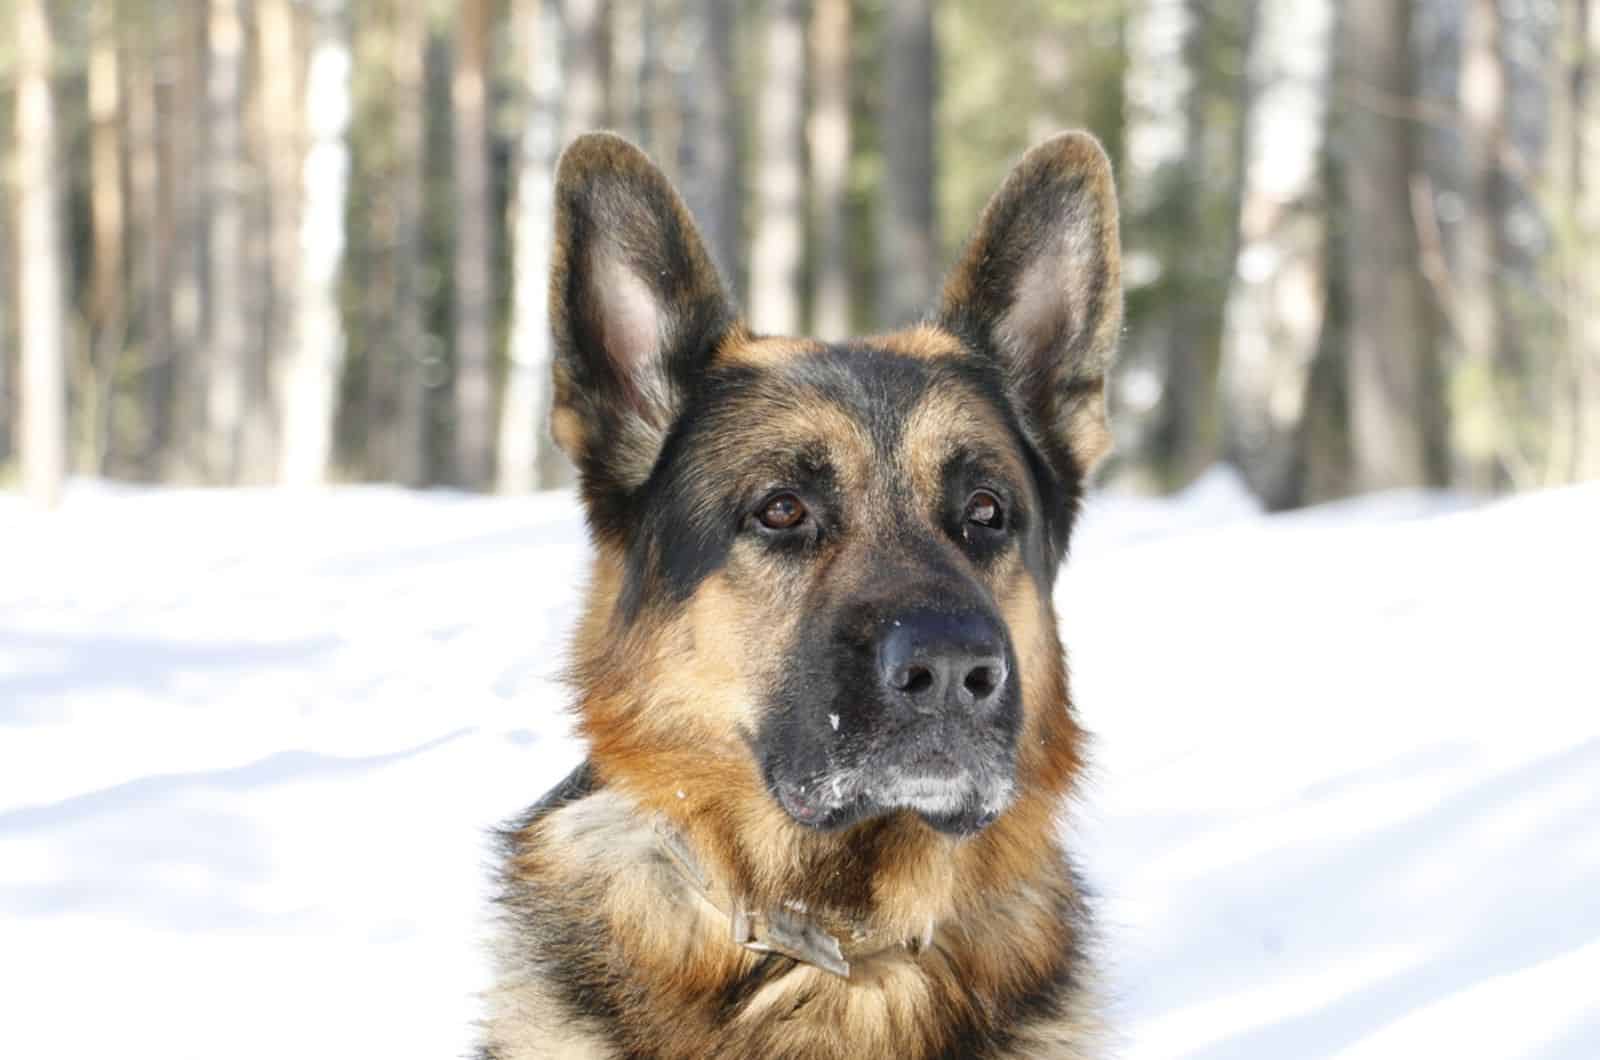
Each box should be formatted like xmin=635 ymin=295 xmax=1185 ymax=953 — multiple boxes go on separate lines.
xmin=772 ymin=749 xmax=1015 ymax=836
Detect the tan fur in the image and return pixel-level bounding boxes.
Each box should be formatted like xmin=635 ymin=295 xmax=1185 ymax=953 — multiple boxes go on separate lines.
xmin=489 ymin=784 xmax=1099 ymax=1060
xmin=485 ymin=129 xmax=1122 ymax=1059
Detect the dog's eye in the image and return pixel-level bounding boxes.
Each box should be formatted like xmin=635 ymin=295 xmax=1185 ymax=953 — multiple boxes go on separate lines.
xmin=758 ymin=493 xmax=808 ymax=531
xmin=964 ymin=490 xmax=1005 ymax=531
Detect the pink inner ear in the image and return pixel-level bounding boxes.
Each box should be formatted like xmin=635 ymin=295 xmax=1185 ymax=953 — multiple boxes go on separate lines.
xmin=996 ymin=218 xmax=1104 ymax=385
xmin=596 ymin=256 xmax=670 ymax=425
xmin=1000 ymin=246 xmax=1074 ymax=366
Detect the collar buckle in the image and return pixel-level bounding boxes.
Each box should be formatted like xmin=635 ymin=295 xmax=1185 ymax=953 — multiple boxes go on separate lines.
xmin=730 ymin=902 xmax=852 ymax=978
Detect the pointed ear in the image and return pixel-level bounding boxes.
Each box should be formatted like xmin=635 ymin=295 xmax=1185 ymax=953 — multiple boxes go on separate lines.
xmin=549 ymin=133 xmax=740 ymax=532
xmin=937 ymin=132 xmax=1122 ymax=478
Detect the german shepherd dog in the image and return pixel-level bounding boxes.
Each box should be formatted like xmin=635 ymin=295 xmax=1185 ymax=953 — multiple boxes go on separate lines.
xmin=482 ymin=129 xmax=1121 ymax=1059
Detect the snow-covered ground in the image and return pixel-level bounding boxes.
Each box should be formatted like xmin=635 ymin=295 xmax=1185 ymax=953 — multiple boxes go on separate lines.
xmin=2 ymin=473 xmax=1595 ymax=1059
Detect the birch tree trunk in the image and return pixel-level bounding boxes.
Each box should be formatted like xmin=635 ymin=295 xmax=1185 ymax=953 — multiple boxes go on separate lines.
xmin=676 ymin=0 xmax=739 ymax=286
xmin=87 ymin=0 xmax=126 ymax=474
xmin=391 ymin=0 xmax=431 ymax=486
xmin=1454 ymin=0 xmax=1512 ymax=489
xmin=499 ymin=0 xmax=563 ymax=494
xmin=808 ymin=0 xmax=851 ymax=341
xmin=279 ymin=1 xmax=353 ymax=487
xmin=1341 ymin=0 xmax=1440 ymax=490
xmin=205 ymin=0 xmax=249 ymax=482
xmin=88 ymin=2 xmax=125 ymax=344
xmin=1220 ymin=0 xmax=1333 ymax=506
xmin=1573 ymin=0 xmax=1600 ymax=480
xmin=750 ymin=0 xmax=807 ymax=335
xmin=878 ymin=0 xmax=937 ymax=328
xmin=258 ymin=0 xmax=303 ymax=478
xmin=563 ymin=0 xmax=611 ymax=139
xmin=452 ymin=0 xmax=496 ymax=489
xmin=1028 ymin=8 xmax=1075 ymax=144
xmin=169 ymin=7 xmax=209 ymax=479
xmin=0 ymin=174 xmax=9 ymax=471
xmin=15 ymin=0 xmax=68 ymax=507
xmin=610 ymin=0 xmax=645 ymax=145
xmin=128 ymin=16 xmax=173 ymax=477
xmin=1120 ymin=0 xmax=1202 ymax=485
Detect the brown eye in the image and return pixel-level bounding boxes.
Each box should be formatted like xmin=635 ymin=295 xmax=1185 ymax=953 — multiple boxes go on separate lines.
xmin=758 ymin=493 xmax=807 ymax=530
xmin=964 ymin=490 xmax=1004 ymax=531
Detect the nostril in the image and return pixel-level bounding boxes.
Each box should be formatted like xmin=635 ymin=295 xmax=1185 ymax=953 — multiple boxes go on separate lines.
xmin=899 ymin=665 xmax=935 ymax=695
xmin=963 ymin=665 xmax=998 ymax=700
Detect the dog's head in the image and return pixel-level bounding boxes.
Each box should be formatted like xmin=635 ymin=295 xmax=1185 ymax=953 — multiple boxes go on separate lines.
xmin=552 ymin=133 xmax=1119 ymax=843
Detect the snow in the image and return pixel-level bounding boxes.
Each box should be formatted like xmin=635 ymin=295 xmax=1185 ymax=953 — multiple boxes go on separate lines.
xmin=2 ymin=472 xmax=1596 ymax=1059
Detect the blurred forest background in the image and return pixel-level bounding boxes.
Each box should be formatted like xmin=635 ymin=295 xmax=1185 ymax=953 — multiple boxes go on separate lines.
xmin=1 ymin=0 xmax=1597 ymax=508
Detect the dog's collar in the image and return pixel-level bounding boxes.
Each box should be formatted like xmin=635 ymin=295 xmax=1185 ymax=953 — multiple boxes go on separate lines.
xmin=654 ymin=819 xmax=934 ymax=979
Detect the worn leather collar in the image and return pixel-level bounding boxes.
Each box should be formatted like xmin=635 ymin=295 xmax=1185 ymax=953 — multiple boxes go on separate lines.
xmin=654 ymin=818 xmax=934 ymax=979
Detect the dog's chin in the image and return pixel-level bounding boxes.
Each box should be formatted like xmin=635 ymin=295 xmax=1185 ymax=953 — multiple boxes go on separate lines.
xmin=772 ymin=765 xmax=1015 ymax=837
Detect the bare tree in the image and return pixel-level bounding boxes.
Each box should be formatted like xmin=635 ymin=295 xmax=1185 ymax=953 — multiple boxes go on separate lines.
xmin=391 ymin=0 xmax=432 ymax=486
xmin=258 ymin=0 xmax=303 ymax=478
xmin=126 ymin=13 xmax=172 ymax=477
xmin=1220 ymin=0 xmax=1334 ymax=506
xmin=499 ymin=0 xmax=563 ymax=494
xmin=676 ymin=0 xmax=739 ymax=286
xmin=879 ymin=0 xmax=938 ymax=328
xmin=751 ymin=0 xmax=808 ymax=334
xmin=1453 ymin=0 xmax=1512 ymax=489
xmin=809 ymin=0 xmax=851 ymax=340
xmin=0 ymin=171 xmax=9 ymax=472
xmin=452 ymin=0 xmax=497 ymax=488
xmin=610 ymin=0 xmax=646 ymax=145
xmin=1028 ymin=6 xmax=1075 ymax=144
xmin=204 ymin=0 xmax=249 ymax=482
xmin=1341 ymin=0 xmax=1441 ymax=490
xmin=563 ymin=0 xmax=612 ymax=139
xmin=168 ymin=6 xmax=209 ymax=479
xmin=1121 ymin=0 xmax=1210 ymax=487
xmin=279 ymin=0 xmax=353 ymax=487
xmin=14 ymin=0 xmax=68 ymax=507
xmin=86 ymin=0 xmax=126 ymax=474
xmin=1560 ymin=0 xmax=1600 ymax=480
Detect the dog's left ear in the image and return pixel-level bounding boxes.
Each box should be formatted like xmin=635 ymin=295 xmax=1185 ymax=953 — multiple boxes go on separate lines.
xmin=549 ymin=133 xmax=739 ymax=532
xmin=937 ymin=132 xmax=1122 ymax=478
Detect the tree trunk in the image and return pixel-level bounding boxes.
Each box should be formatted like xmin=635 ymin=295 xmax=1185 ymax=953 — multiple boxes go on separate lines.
xmin=1028 ymin=7 xmax=1075 ymax=144
xmin=1120 ymin=0 xmax=1209 ymax=488
xmin=1573 ymin=0 xmax=1600 ymax=480
xmin=676 ymin=0 xmax=739 ymax=286
xmin=499 ymin=0 xmax=563 ymax=494
xmin=648 ymin=0 xmax=683 ymax=177
xmin=87 ymin=0 xmax=126 ymax=475
xmin=1453 ymin=0 xmax=1512 ymax=489
xmin=128 ymin=16 xmax=173 ymax=478
xmin=0 ymin=163 xmax=9 ymax=472
xmin=452 ymin=0 xmax=496 ymax=489
xmin=258 ymin=0 xmax=303 ymax=481
xmin=168 ymin=6 xmax=209 ymax=480
xmin=1220 ymin=0 xmax=1333 ymax=507
xmin=391 ymin=0 xmax=431 ymax=487
xmin=610 ymin=0 xmax=645 ymax=145
xmin=563 ymin=0 xmax=611 ymax=139
xmin=204 ymin=0 xmax=249 ymax=482
xmin=750 ymin=0 xmax=807 ymax=335
xmin=279 ymin=0 xmax=353 ymax=487
xmin=15 ymin=0 xmax=68 ymax=507
xmin=809 ymin=0 xmax=851 ymax=340
xmin=1341 ymin=0 xmax=1440 ymax=490
xmin=878 ymin=0 xmax=937 ymax=329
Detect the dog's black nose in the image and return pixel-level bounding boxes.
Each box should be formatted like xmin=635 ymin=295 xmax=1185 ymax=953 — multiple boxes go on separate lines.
xmin=878 ymin=609 xmax=1008 ymax=714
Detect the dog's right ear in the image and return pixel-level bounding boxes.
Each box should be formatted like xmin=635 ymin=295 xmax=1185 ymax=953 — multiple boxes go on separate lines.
xmin=549 ymin=133 xmax=740 ymax=534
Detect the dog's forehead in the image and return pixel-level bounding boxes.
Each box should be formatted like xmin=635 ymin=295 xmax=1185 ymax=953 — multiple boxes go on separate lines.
xmin=707 ymin=330 xmax=1023 ymax=487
